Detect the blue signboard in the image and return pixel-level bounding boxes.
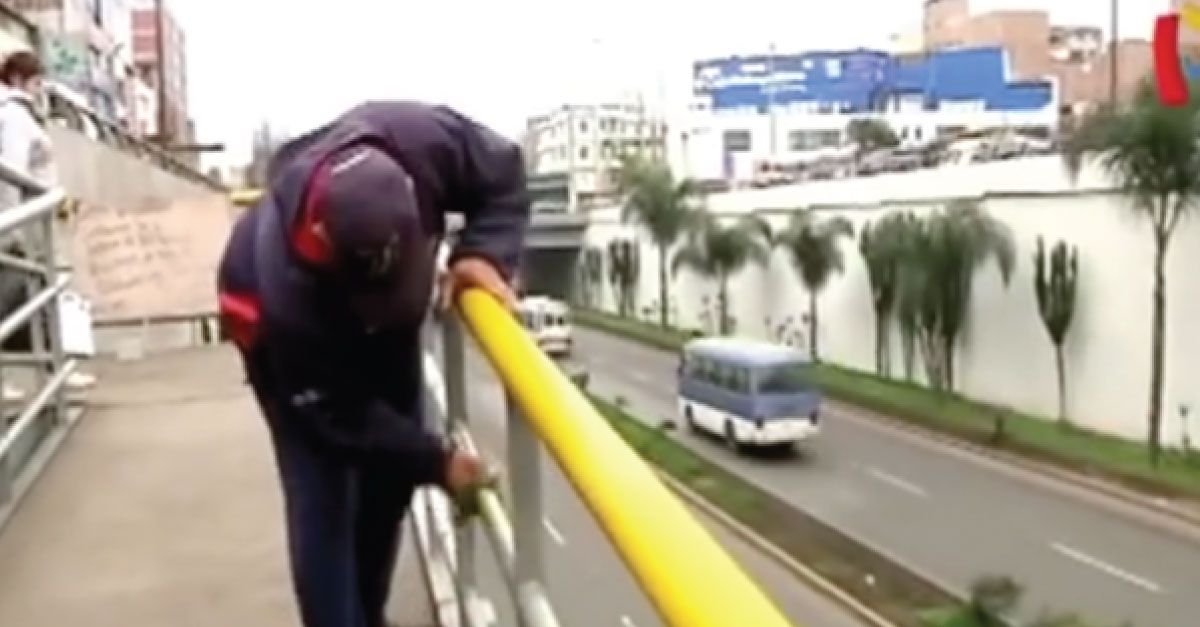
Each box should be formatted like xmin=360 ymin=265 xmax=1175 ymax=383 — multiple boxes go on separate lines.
xmin=694 ymin=46 xmax=1052 ymax=114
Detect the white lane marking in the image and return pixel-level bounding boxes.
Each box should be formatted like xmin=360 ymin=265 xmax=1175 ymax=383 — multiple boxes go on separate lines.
xmin=620 ymin=616 xmax=638 ymax=627
xmin=865 ymin=466 xmax=929 ymax=499
xmin=1050 ymin=542 xmax=1164 ymax=594
xmin=543 ymin=518 xmax=567 ymax=546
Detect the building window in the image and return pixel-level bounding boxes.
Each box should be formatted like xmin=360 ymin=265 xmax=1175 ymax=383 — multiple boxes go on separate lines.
xmin=825 ymin=58 xmax=843 ymax=78
xmin=723 ymin=130 xmax=751 ymax=152
xmin=601 ymin=140 xmax=615 ymax=160
xmin=788 ymin=129 xmax=841 ymax=151
xmin=936 ymin=125 xmax=966 ymax=139
xmin=580 ymin=146 xmax=589 ymax=160
xmin=580 ymin=121 xmax=589 ymax=133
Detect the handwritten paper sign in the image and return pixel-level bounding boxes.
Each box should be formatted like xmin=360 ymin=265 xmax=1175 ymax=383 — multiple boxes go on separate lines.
xmin=69 ymin=195 xmax=231 ymax=322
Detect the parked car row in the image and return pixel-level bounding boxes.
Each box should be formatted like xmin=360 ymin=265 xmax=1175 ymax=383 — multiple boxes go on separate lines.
xmin=745 ymin=130 xmax=1060 ymax=189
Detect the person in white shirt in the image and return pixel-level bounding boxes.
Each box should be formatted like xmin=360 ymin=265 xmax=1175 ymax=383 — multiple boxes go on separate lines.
xmin=0 ymin=51 xmax=95 ymax=400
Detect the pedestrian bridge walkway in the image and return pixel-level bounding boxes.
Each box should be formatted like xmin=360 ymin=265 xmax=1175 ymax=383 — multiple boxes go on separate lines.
xmin=0 ymin=346 xmax=344 ymax=626
xmin=0 ymin=103 xmax=801 ymax=624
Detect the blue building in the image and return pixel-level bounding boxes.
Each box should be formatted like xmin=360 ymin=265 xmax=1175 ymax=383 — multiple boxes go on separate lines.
xmin=686 ymin=46 xmax=1059 ymax=180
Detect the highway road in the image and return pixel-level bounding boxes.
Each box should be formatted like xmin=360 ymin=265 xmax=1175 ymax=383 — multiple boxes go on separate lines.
xmin=454 ymin=346 xmax=867 ymax=627
xmin=573 ymin=327 xmax=1200 ymax=627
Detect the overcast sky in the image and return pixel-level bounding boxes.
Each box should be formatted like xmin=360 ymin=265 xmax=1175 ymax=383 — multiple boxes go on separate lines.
xmin=172 ymin=0 xmax=1166 ymax=170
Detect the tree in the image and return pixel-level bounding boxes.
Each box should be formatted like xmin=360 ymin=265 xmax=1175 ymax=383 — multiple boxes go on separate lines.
xmin=671 ymin=213 xmax=772 ymax=335
xmin=607 ymin=239 xmax=640 ymax=318
xmin=898 ymin=202 xmax=1015 ymax=391
xmin=579 ymin=246 xmax=605 ymax=308
xmin=773 ymin=210 xmax=854 ymax=361
xmin=1034 ymin=238 xmax=1080 ymax=426
xmin=858 ymin=213 xmax=916 ymax=376
xmin=617 ymin=156 xmax=701 ymax=328
xmin=847 ymin=118 xmax=899 ymax=154
xmin=1064 ymin=81 xmax=1200 ymax=464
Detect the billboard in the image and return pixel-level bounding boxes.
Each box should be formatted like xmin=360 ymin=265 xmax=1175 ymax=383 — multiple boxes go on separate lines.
xmin=694 ymin=51 xmax=893 ymax=113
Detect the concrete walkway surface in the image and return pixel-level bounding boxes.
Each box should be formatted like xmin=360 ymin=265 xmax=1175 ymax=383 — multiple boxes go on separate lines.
xmin=0 ymin=345 xmax=434 ymax=627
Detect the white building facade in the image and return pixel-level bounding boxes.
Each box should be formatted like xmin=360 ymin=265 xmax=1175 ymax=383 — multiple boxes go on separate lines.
xmin=524 ymin=102 xmax=669 ymax=212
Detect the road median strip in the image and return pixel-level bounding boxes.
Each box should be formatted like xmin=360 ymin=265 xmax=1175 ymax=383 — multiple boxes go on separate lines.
xmin=572 ymin=307 xmax=1200 ymax=522
xmin=654 ymin=467 xmax=897 ymax=627
xmin=589 ymin=394 xmax=961 ymax=627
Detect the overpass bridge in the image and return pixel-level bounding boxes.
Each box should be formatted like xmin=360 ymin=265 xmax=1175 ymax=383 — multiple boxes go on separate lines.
xmin=0 ymin=94 xmax=871 ymax=627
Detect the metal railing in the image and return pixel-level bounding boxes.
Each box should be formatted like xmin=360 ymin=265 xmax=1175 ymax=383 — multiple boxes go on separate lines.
xmin=0 ymin=161 xmax=78 ymax=530
xmin=416 ymin=288 xmax=793 ymax=627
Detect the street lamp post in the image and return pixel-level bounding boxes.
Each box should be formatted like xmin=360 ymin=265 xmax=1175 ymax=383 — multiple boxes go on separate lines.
xmin=155 ymin=0 xmax=168 ymax=144
xmin=1110 ymin=0 xmax=1119 ymax=105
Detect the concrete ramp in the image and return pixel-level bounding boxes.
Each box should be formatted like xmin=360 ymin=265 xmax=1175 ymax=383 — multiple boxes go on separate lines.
xmin=0 ymin=346 xmax=434 ymax=627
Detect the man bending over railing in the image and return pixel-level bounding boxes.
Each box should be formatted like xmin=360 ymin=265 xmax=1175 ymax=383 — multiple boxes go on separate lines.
xmin=216 ymin=101 xmax=530 ymax=627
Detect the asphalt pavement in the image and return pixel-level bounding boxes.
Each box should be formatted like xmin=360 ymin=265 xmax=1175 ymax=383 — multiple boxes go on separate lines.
xmin=456 ymin=346 xmax=866 ymax=627
xmin=571 ymin=327 xmax=1200 ymax=627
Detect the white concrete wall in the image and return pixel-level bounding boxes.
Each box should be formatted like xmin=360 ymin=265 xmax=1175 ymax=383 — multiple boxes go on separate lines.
xmin=582 ymin=155 xmax=1200 ymax=446
xmin=49 ymin=124 xmax=235 ymax=324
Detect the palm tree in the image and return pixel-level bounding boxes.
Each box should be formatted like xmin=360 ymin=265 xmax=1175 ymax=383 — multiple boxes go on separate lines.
xmin=1064 ymin=81 xmax=1200 ymax=463
xmin=607 ymin=239 xmax=640 ymax=318
xmin=578 ymin=246 xmax=605 ymax=308
xmin=899 ymin=202 xmax=1015 ymax=391
xmin=671 ymin=213 xmax=772 ymax=335
xmin=858 ymin=213 xmax=915 ymax=376
xmin=617 ymin=156 xmax=701 ymax=328
xmin=1033 ymin=238 xmax=1079 ymax=426
xmin=773 ymin=210 xmax=854 ymax=361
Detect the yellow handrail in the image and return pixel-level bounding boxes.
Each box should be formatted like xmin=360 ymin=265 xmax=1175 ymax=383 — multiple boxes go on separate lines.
xmin=230 ymin=188 xmax=263 ymax=207
xmin=458 ymin=289 xmax=794 ymax=627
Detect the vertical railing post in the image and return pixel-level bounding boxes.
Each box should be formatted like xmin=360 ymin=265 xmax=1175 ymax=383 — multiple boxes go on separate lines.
xmin=39 ymin=211 xmax=66 ymax=424
xmin=508 ymin=391 xmax=544 ymax=626
xmin=26 ymin=220 xmax=47 ymax=397
xmin=440 ymin=314 xmax=475 ymax=624
xmin=0 ymin=452 xmax=10 ymax=506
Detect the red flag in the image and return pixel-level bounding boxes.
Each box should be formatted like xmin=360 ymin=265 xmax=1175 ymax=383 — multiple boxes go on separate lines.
xmin=1155 ymin=14 xmax=1190 ymax=106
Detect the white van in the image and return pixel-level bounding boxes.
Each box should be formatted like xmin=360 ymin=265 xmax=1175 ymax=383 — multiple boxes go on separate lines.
xmin=517 ymin=296 xmax=572 ymax=357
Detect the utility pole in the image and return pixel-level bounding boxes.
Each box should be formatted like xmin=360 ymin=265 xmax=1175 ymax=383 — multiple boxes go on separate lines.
xmin=1109 ymin=0 xmax=1119 ymax=105
xmin=155 ymin=0 xmax=169 ymax=145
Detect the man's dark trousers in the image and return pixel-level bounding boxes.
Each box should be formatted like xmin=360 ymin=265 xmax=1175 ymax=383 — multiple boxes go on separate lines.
xmin=246 ymin=349 xmax=416 ymax=627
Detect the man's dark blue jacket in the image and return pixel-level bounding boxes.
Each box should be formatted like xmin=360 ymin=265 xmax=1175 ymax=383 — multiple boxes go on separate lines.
xmin=218 ymin=101 xmax=530 ymax=483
